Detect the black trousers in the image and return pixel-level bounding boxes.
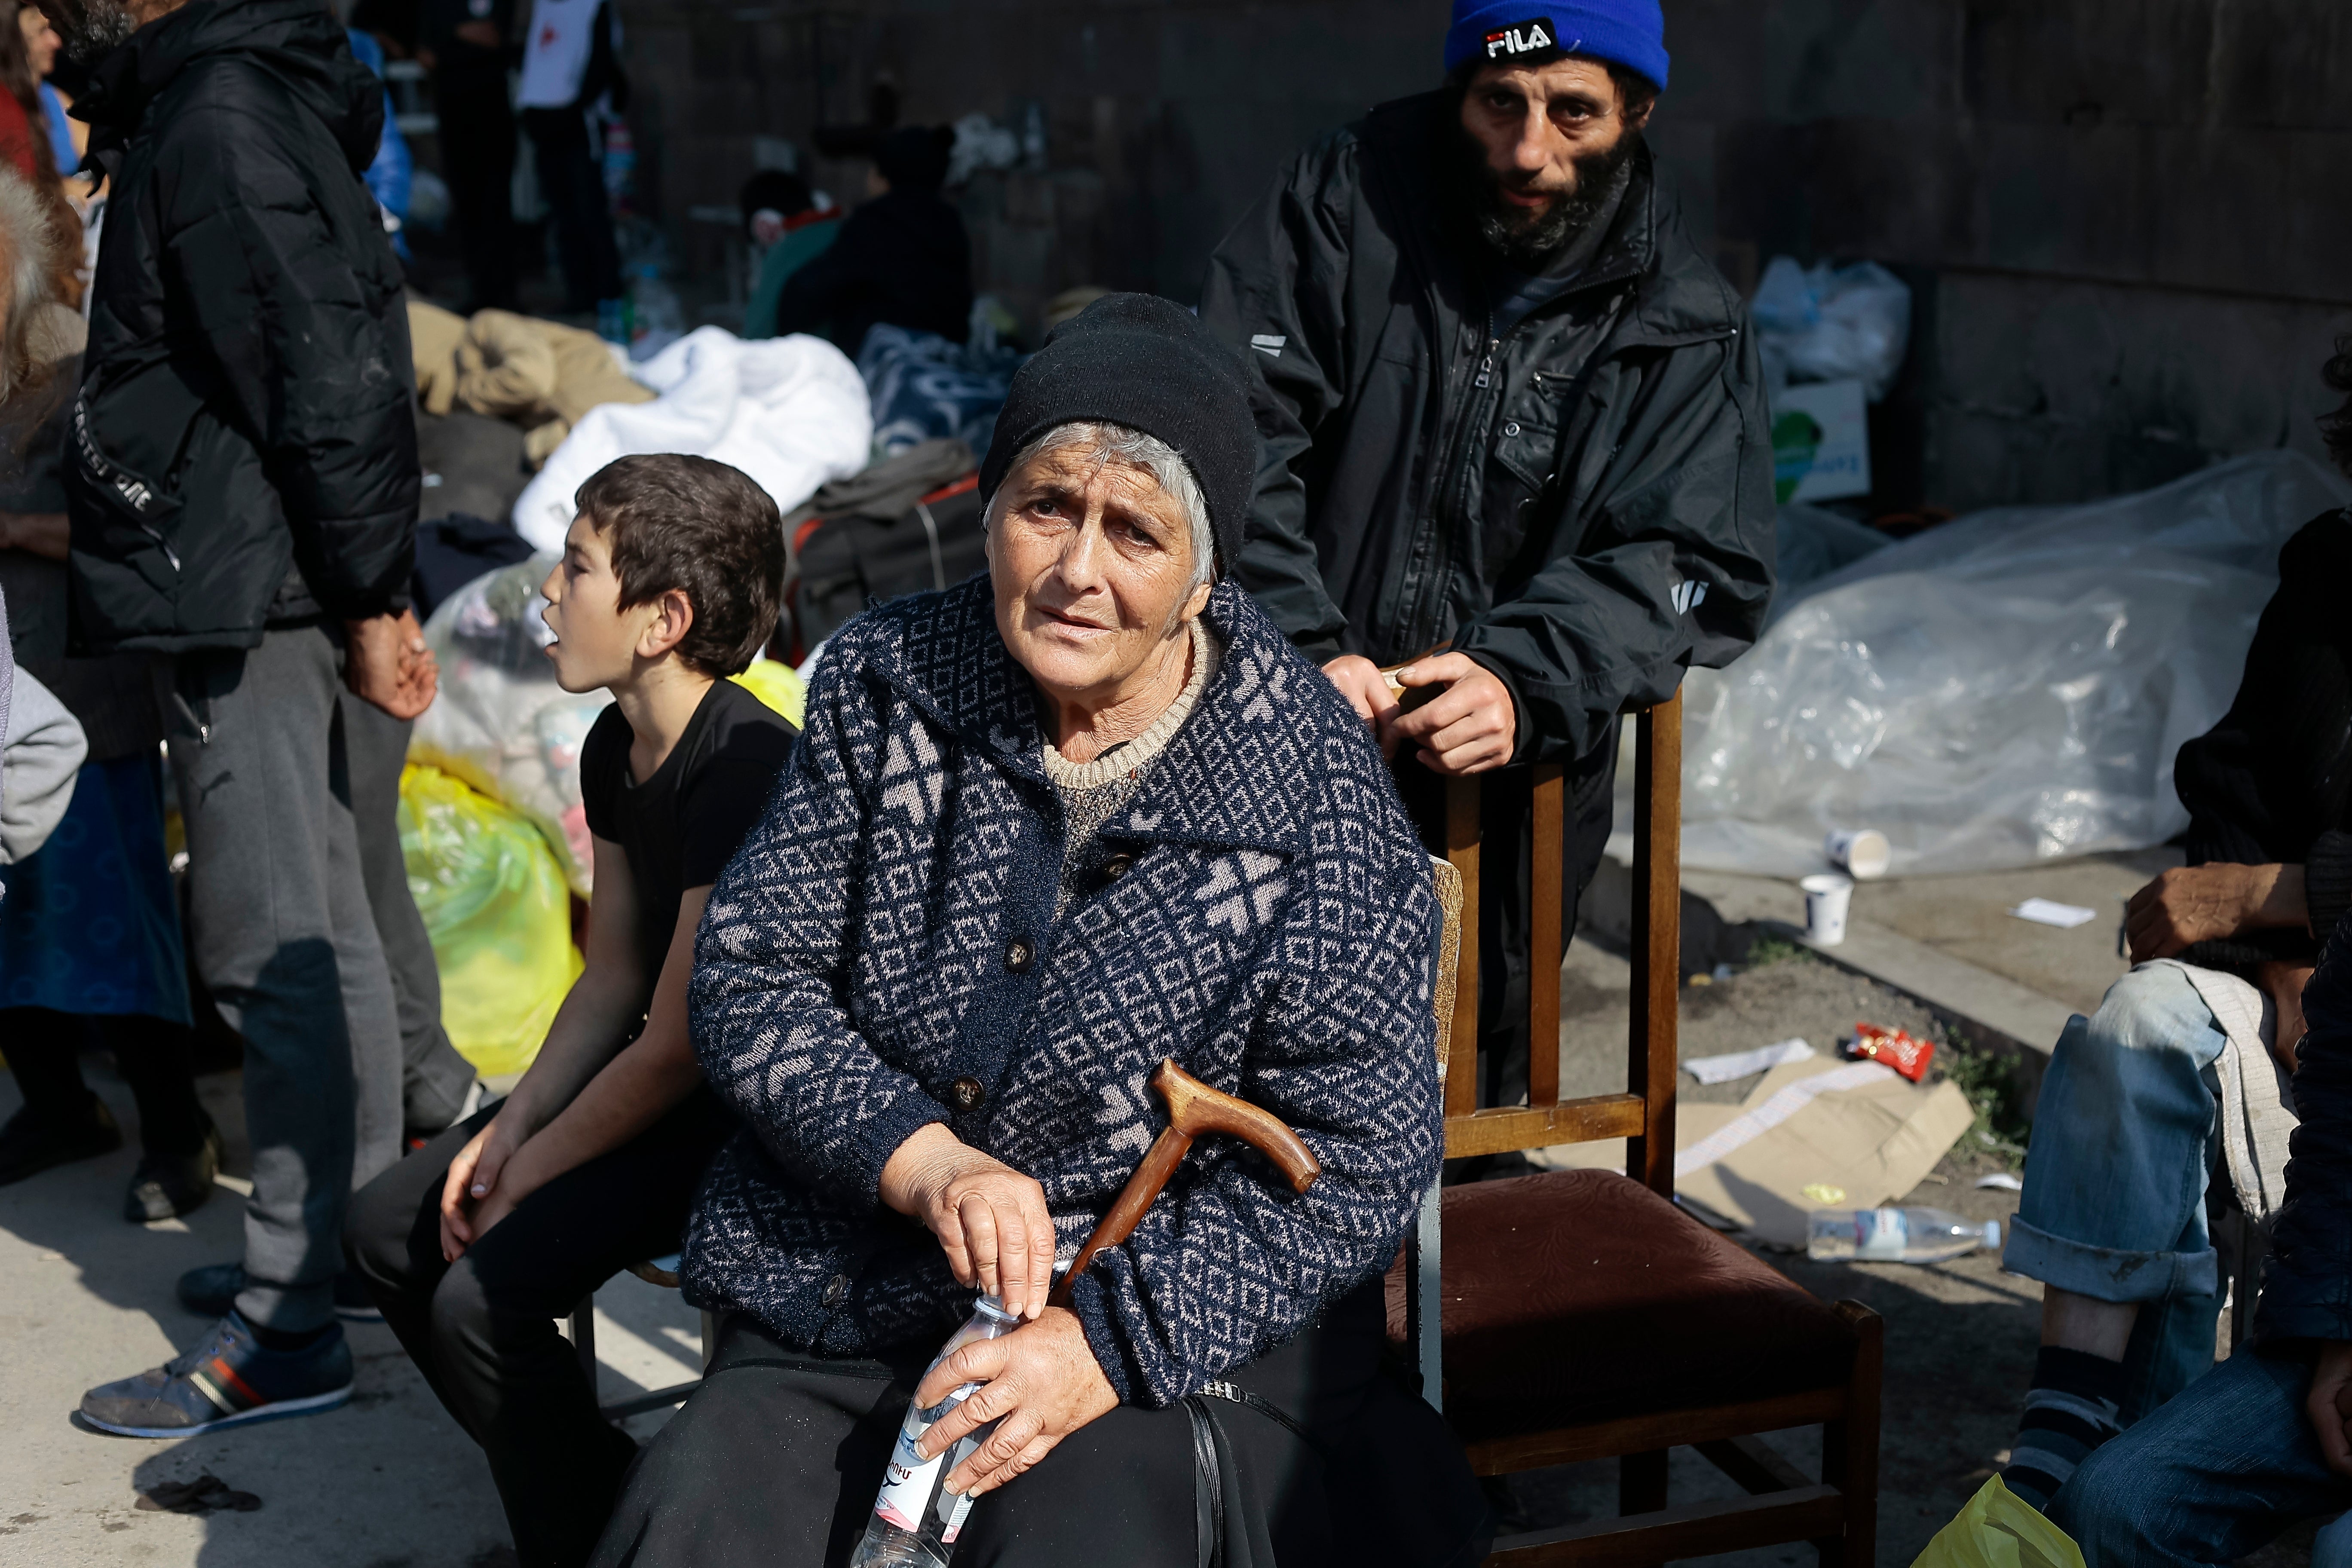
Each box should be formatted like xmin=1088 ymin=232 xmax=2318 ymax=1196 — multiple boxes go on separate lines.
xmin=522 ymin=105 xmax=621 ymax=310
xmin=591 ymin=1281 xmax=1489 ymax=1568
xmin=0 ymin=1007 xmax=211 ymax=1157
xmin=435 ymin=74 xmax=518 ymax=312
xmin=345 ymin=1090 xmax=738 ymax=1568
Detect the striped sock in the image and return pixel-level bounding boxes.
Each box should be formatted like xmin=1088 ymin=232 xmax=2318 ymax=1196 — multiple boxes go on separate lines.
xmin=2003 ymin=1346 xmax=2125 ymax=1512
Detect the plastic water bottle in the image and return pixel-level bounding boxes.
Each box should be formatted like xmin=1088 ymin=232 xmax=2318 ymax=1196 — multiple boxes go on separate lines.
xmin=848 ymin=1295 xmax=1020 ymax=1568
xmin=1806 ymin=1207 xmax=2000 ymax=1264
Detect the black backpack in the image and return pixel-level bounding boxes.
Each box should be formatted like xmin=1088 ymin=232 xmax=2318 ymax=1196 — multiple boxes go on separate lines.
xmin=784 ymin=440 xmax=985 ymax=660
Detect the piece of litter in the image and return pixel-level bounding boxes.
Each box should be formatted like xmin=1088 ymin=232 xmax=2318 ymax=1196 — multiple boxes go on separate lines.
xmin=2012 ymin=897 xmax=2098 ymax=928
xmin=1686 ymin=1038 xmax=1814 ymax=1085
xmin=1800 ymin=1182 xmax=1847 ymax=1204
xmin=1675 ymin=1060 xmax=1896 ymax=1178
xmin=1973 ymin=1173 xmax=2023 ymax=1191
xmin=136 ymin=1476 xmax=261 ymax=1514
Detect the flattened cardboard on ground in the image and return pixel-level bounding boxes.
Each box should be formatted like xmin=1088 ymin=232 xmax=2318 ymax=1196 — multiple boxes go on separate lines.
xmin=1531 ymin=1056 xmax=1975 ymax=1249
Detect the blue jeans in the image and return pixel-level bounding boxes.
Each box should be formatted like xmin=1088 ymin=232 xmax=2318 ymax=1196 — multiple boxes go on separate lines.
xmin=2004 ymin=963 xmax=2227 ymax=1421
xmin=2053 ymin=1348 xmax=2352 ymax=1565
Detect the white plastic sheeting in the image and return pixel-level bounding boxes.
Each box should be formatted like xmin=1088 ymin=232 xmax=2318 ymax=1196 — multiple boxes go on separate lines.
xmin=1655 ymin=451 xmax=2352 ymax=877
xmin=512 ymin=327 xmax=873 ymax=551
xmin=1752 ymin=257 xmax=1913 ymax=403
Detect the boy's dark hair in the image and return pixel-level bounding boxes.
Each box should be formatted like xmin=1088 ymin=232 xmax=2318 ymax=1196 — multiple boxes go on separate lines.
xmin=2323 ymin=336 xmax=2352 ymax=479
xmin=575 ymin=454 xmax=783 ymax=677
xmin=1444 ymin=49 xmax=1661 ymax=122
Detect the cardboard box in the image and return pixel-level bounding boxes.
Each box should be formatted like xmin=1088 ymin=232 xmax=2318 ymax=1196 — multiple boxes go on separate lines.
xmin=1770 ymin=377 xmax=1871 ymax=504
xmin=1533 ymin=1054 xmax=1975 ymax=1248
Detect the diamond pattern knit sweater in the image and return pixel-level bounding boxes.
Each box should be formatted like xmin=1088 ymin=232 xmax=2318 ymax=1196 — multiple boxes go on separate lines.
xmin=683 ymin=578 xmax=1442 ymax=1407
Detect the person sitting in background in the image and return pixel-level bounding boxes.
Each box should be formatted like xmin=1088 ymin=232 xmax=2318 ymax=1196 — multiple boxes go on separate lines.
xmin=1994 ymin=341 xmax=2352 ymax=1511
xmin=736 ymin=167 xmax=838 ymax=341
xmin=2043 ymin=925 xmax=2352 ymax=1563
xmin=0 ymin=163 xmax=217 ymax=1219
xmin=773 ymin=123 xmax=971 ymax=356
xmin=347 ymin=455 xmax=798 ymax=1568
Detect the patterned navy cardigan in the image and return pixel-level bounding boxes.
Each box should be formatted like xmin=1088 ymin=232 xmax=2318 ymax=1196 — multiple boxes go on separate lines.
xmin=682 ymin=577 xmax=1443 ymax=1407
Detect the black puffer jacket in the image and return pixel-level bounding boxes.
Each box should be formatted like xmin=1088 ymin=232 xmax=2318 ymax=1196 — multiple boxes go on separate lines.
xmin=2173 ymin=509 xmax=2352 ymax=977
xmin=1198 ymin=92 xmax=1775 ymax=767
xmin=67 ymin=0 xmax=417 ymax=654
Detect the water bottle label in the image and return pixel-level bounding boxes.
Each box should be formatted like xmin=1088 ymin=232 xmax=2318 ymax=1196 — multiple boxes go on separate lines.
xmin=873 ymin=1389 xmax=969 ymax=1531
xmin=1854 ymin=1208 xmax=1907 ymax=1261
xmin=940 ymin=1487 xmax=977 ymax=1543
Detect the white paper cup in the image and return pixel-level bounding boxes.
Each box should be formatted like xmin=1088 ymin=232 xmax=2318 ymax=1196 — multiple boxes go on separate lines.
xmin=1823 ymin=827 xmax=1891 ymax=880
xmin=1800 ymin=873 xmax=1854 ymax=946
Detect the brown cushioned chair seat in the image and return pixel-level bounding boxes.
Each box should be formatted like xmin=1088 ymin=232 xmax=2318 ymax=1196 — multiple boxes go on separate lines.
xmin=1384 ymin=1169 xmax=1859 ymax=1442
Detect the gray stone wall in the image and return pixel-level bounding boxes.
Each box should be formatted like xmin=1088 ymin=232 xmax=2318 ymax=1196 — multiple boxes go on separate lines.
xmin=619 ymin=0 xmax=2352 ymax=511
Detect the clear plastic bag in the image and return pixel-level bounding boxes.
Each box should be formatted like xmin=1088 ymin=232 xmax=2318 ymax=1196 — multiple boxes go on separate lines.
xmin=407 ymin=555 xmax=603 ymax=894
xmin=397 ymin=764 xmax=581 ymax=1079
xmin=1752 ymin=257 xmax=1913 ymax=403
xmin=1657 ymin=451 xmax=2352 ymax=877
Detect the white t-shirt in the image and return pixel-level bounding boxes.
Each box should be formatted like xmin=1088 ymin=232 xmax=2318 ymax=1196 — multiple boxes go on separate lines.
xmin=516 ymin=0 xmax=613 ymax=109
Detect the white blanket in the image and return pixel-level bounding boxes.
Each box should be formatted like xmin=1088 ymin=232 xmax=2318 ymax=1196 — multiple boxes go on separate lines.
xmin=513 ymin=327 xmax=874 ymax=551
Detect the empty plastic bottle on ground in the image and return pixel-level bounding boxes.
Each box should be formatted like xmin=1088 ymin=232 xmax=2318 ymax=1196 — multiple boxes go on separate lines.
xmin=849 ymin=1295 xmax=1020 ymax=1568
xmin=1806 ymin=1207 xmax=2000 ymax=1263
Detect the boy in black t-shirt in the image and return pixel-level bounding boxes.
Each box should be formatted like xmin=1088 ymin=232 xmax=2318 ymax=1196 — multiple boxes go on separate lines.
xmin=346 ymin=455 xmax=796 ymax=1568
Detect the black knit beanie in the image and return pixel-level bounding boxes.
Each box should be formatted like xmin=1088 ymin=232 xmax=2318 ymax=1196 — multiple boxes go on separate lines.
xmin=980 ymin=293 xmax=1259 ymax=577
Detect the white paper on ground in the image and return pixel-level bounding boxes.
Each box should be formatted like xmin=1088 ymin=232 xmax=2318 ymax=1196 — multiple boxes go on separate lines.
xmin=2012 ymin=897 xmax=2099 ymax=928
xmin=1686 ymin=1037 xmax=1816 ymax=1085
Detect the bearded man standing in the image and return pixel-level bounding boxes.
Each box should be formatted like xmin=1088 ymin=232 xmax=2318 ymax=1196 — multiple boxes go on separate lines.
xmin=1200 ymin=0 xmax=1774 ymax=1109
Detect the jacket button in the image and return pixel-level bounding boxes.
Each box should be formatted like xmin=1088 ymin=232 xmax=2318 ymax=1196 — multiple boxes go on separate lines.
xmin=1103 ymin=853 xmax=1134 ymax=881
xmin=1504 ymin=421 xmax=1521 ymax=437
xmin=950 ymin=1077 xmax=986 ymax=1112
xmin=1004 ymin=937 xmax=1034 ymax=973
xmin=823 ymin=1274 xmax=849 ymax=1306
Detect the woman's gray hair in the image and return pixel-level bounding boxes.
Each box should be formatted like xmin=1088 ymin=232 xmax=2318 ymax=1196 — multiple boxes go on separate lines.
xmin=993 ymin=420 xmax=1217 ymax=590
xmin=0 ymin=167 xmax=64 ymax=406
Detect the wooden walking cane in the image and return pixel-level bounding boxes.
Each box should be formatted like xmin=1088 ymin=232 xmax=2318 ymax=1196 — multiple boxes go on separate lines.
xmin=1046 ymin=1059 xmax=1322 ymax=1311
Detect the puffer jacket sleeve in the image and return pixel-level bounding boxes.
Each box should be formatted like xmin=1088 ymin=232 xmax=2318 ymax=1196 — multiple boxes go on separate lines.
xmin=1198 ymin=133 xmax=1357 ymax=656
xmin=689 ymin=633 xmax=950 ymax=1208
xmin=2255 ymin=924 xmax=2352 ymax=1347
xmin=1454 ymin=319 xmax=1777 ymax=763
xmin=158 ymin=70 xmax=416 ymax=620
xmin=1063 ymin=760 xmax=1444 ymax=1406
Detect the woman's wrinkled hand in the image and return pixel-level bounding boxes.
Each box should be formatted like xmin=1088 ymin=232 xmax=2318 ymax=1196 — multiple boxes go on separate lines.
xmin=879 ymin=1124 xmax=1059 ymax=1320
xmin=912 ymin=1307 xmax=1119 ymax=1498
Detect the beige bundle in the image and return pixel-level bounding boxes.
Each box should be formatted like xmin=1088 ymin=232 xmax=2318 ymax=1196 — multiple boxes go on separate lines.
xmin=409 ymin=299 xmax=655 ymax=466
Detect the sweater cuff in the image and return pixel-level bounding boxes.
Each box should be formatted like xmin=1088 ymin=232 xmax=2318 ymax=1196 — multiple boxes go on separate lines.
xmin=848 ymin=1090 xmax=950 ymax=1212
xmin=1062 ymin=1268 xmax=1139 ymax=1406
xmin=2306 ymin=832 xmax=2352 ymax=946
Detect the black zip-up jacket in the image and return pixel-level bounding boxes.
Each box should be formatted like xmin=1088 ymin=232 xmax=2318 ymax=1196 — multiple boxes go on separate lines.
xmin=2173 ymin=509 xmax=2352 ymax=976
xmin=1198 ymin=92 xmax=1775 ymax=767
xmin=2256 ymin=920 xmax=2352 ymax=1349
xmin=66 ymin=0 xmax=418 ymax=654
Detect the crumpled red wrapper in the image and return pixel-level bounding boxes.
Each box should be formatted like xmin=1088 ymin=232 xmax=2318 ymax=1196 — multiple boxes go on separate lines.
xmin=1847 ymin=1022 xmax=1935 ymax=1082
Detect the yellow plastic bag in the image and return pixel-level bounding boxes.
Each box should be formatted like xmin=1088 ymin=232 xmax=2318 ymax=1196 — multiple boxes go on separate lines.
xmin=1911 ymin=1476 xmax=2086 ymax=1568
xmin=729 ymin=656 xmax=807 ymax=729
xmin=398 ymin=764 xmax=582 ymax=1078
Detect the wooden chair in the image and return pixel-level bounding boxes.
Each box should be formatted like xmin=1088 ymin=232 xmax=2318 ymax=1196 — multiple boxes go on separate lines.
xmin=1392 ymin=691 xmax=1883 ymax=1565
xmin=567 ymin=1256 xmax=717 ymax=1422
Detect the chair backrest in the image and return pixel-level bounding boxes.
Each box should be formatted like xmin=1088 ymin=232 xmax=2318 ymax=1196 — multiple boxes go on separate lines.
xmin=1426 ymin=691 xmax=1682 ymax=1195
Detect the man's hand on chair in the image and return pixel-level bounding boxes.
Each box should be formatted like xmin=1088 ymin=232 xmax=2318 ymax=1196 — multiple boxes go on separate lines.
xmin=1320 ymin=652 xmax=1516 ymax=775
xmin=2125 ymin=863 xmax=2307 ymax=963
xmin=913 ymin=1306 xmax=1120 ymax=1498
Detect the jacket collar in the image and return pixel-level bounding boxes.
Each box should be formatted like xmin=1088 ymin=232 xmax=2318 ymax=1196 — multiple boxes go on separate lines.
xmin=866 ymin=579 xmax=1311 ymax=857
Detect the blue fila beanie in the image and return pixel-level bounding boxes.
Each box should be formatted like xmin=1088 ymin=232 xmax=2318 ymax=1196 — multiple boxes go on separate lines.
xmin=1442 ymin=0 xmax=1669 ymax=91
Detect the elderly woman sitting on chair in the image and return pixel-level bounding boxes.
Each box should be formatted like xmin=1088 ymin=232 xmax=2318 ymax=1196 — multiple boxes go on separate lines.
xmin=590 ymin=296 xmax=1487 ymax=1568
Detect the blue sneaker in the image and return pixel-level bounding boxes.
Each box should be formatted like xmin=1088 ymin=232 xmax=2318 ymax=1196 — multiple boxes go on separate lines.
xmin=80 ymin=1313 xmax=353 ymax=1437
